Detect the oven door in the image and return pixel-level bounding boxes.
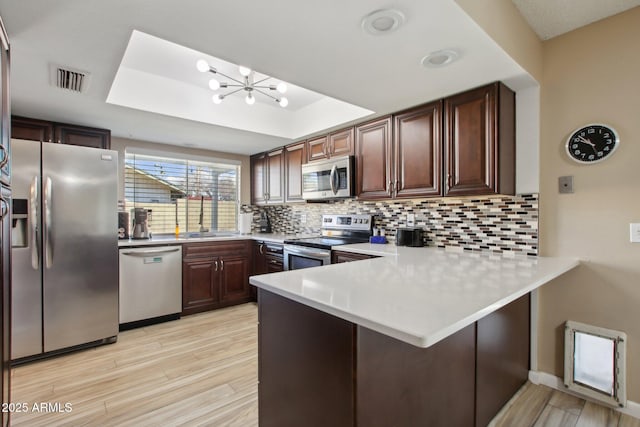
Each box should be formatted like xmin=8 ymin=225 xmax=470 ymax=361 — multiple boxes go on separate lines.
xmin=302 ymin=156 xmax=353 ymax=200
xmin=283 ymin=245 xmax=332 ymax=271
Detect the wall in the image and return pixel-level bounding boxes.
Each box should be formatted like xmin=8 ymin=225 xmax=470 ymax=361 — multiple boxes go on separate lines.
xmin=110 ymin=137 xmax=251 ymax=204
xmin=454 ymin=0 xmax=543 ymax=82
xmin=538 ymin=7 xmax=640 ymax=401
xmin=244 ymin=193 xmax=539 ymax=255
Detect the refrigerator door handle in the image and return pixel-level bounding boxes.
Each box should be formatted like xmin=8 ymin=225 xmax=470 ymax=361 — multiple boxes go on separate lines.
xmin=44 ymin=176 xmax=53 ymax=269
xmin=30 ymin=175 xmax=40 ymax=269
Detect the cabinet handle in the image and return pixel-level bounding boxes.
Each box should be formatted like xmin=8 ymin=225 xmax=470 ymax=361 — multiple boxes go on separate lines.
xmin=214 ymin=260 xmax=218 ymax=271
xmin=220 ymin=260 xmax=224 ymax=270
xmin=447 ymin=173 xmax=452 ymax=189
xmin=259 ymin=244 xmax=265 ymax=255
xmin=269 ymin=260 xmax=279 ymax=264
xmin=0 ymin=195 xmax=7 ymax=219
xmin=0 ymin=144 xmax=8 ymax=169
xmin=388 ymin=180 xmax=394 ymax=197
xmin=395 ymin=180 xmax=399 ymax=197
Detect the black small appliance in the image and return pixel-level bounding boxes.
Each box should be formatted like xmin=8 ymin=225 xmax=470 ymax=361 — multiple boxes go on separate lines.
xmin=259 ymin=212 xmax=272 ymax=233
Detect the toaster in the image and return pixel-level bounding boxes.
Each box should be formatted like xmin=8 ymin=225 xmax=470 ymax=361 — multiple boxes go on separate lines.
xmin=395 ymin=227 xmax=424 ymax=247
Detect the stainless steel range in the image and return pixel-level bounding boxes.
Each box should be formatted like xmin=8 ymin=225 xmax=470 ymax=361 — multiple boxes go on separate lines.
xmin=283 ymin=214 xmax=374 ymax=270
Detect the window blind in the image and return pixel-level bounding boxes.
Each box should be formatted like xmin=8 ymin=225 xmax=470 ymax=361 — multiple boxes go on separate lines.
xmin=124 ymin=152 xmax=239 ymax=234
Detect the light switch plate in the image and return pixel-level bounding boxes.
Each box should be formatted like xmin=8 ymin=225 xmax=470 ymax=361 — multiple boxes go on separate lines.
xmin=407 ymin=213 xmax=415 ymax=227
xmin=559 ymin=176 xmax=574 ymax=194
xmin=630 ymin=223 xmax=640 ymax=243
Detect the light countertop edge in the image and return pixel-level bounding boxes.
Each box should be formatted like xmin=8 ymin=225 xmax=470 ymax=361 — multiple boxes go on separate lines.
xmin=118 ymin=233 xmax=298 ymax=247
xmin=250 ymin=247 xmax=580 ymax=348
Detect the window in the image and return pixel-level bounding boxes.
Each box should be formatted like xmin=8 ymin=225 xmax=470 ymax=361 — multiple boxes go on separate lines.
xmin=124 ymin=151 xmax=239 ymax=234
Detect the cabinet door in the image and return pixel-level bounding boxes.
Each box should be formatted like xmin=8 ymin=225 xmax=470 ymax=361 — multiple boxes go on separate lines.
xmin=329 ymin=127 xmax=354 ymax=158
xmin=10 ymin=116 xmax=53 ymax=143
xmin=219 ymin=254 xmax=250 ymax=303
xmin=307 ymin=135 xmax=328 ymax=162
xmin=285 ymin=142 xmax=306 ymax=203
xmin=182 ymin=257 xmax=219 ymax=315
xmin=266 ymin=148 xmax=284 ymax=204
xmin=355 ymin=117 xmax=392 ymax=200
xmin=251 ymin=153 xmax=267 ymax=205
xmin=54 ymin=124 xmax=111 ymax=149
xmin=444 ymin=83 xmax=514 ymax=196
xmin=253 ymin=241 xmax=268 ymax=275
xmin=394 ymin=102 xmax=442 ymax=198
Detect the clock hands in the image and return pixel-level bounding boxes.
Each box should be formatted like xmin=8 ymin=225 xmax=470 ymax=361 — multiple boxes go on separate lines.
xmin=576 ymin=135 xmax=598 ymax=154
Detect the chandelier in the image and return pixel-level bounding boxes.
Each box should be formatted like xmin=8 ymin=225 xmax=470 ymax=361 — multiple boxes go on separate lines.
xmin=196 ymin=59 xmax=289 ymax=107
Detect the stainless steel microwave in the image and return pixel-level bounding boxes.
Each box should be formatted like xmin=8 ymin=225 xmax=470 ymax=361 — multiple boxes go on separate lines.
xmin=302 ymin=155 xmax=354 ymax=200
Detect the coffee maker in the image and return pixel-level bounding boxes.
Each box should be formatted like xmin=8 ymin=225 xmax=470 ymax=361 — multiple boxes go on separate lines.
xmin=131 ymin=208 xmax=151 ymax=239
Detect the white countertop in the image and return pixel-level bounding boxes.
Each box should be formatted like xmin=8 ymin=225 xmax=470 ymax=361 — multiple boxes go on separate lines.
xmin=250 ymin=245 xmax=579 ymax=348
xmin=118 ymin=232 xmax=302 ymax=247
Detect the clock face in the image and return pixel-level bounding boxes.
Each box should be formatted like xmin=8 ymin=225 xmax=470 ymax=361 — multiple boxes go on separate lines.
xmin=566 ymin=124 xmax=619 ymax=164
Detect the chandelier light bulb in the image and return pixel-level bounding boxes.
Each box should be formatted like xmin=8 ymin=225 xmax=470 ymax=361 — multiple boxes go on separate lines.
xmin=245 ymin=93 xmax=255 ymax=105
xmin=279 ymin=97 xmax=289 ymax=107
xmin=196 ymin=59 xmax=210 ymax=73
xmin=276 ymin=82 xmax=287 ymax=94
xmin=238 ymin=65 xmax=252 ymax=77
xmin=212 ymin=94 xmax=223 ymax=104
xmin=208 ymin=79 xmax=220 ymax=90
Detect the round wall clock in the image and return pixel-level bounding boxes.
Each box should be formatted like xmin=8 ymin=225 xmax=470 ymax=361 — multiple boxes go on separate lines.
xmin=566 ymin=124 xmax=619 ymax=164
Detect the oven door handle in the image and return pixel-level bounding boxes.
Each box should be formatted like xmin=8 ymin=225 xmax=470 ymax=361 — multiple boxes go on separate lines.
xmin=329 ymin=164 xmax=338 ymax=195
xmin=284 ymin=245 xmax=330 ymax=258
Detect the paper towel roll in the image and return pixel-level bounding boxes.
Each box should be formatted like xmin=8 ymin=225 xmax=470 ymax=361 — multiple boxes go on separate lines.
xmin=239 ymin=213 xmax=253 ymax=234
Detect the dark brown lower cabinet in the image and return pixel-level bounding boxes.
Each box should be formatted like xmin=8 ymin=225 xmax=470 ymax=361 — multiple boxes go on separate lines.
xmin=258 ymin=289 xmax=530 ymax=427
xmin=251 ymin=241 xmax=283 ymax=300
xmin=182 ymin=241 xmax=251 ymax=315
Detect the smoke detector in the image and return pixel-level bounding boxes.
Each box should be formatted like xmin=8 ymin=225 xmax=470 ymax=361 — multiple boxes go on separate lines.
xmin=50 ymin=64 xmax=91 ymax=93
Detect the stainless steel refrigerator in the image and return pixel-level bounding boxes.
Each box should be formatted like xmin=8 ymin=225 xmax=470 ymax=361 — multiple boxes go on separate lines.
xmin=11 ymin=139 xmax=118 ymax=360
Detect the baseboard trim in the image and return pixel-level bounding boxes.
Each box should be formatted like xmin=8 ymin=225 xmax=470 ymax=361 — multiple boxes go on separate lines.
xmin=529 ymin=371 xmax=640 ymax=419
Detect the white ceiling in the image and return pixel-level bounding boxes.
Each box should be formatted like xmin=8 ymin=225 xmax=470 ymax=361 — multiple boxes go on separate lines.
xmin=107 ymin=30 xmax=373 ymax=140
xmin=512 ymin=0 xmax=640 ymax=40
xmin=0 ymin=0 xmax=537 ymax=155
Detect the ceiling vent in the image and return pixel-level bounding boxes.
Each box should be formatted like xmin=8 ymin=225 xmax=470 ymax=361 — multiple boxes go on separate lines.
xmin=50 ymin=64 xmax=91 ymax=93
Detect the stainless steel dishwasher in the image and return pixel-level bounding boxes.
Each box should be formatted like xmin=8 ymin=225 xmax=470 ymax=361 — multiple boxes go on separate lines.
xmin=118 ymin=245 xmax=182 ymax=328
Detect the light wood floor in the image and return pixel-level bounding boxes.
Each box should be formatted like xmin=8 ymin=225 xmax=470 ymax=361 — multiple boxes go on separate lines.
xmin=10 ymin=303 xmax=640 ymax=427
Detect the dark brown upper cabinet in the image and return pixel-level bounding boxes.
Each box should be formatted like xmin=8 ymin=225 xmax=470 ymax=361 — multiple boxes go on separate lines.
xmin=11 ymin=116 xmax=53 ymax=143
xmin=284 ymin=141 xmax=306 ymax=203
xmin=11 ymin=116 xmax=111 ymax=149
xmin=54 ymin=123 xmax=111 ymax=149
xmin=355 ymin=117 xmax=392 ymax=200
xmin=444 ymin=82 xmax=515 ymax=196
xmin=306 ymin=135 xmax=328 ymax=162
xmin=306 ymin=127 xmax=354 ymax=162
xmin=393 ymin=101 xmax=442 ymax=198
xmin=356 ymin=102 xmax=442 ymax=201
xmin=251 ymin=148 xmax=284 ymax=205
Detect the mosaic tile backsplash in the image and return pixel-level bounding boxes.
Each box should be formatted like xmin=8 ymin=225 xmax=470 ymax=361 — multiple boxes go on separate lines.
xmin=241 ymin=194 xmax=538 ymax=256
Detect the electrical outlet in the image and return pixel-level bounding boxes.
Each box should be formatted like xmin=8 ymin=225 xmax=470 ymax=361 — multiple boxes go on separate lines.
xmin=559 ymin=176 xmax=574 ymax=194
xmin=300 ymin=213 xmax=307 ymax=224
xmin=407 ymin=213 xmax=415 ymax=227
xmin=630 ymin=223 xmax=640 ymax=243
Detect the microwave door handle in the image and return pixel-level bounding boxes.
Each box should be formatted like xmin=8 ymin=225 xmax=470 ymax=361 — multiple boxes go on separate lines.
xmin=330 ymin=164 xmax=338 ymax=195
xmin=30 ymin=175 xmax=40 ymax=269
xmin=44 ymin=176 xmax=53 ymax=269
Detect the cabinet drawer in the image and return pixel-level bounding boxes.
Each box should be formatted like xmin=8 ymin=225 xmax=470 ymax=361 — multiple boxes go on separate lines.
xmin=183 ymin=240 xmax=250 ymax=258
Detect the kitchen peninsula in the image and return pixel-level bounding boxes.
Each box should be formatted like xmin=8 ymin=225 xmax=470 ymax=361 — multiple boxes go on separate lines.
xmin=250 ymin=246 xmax=579 ymax=427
